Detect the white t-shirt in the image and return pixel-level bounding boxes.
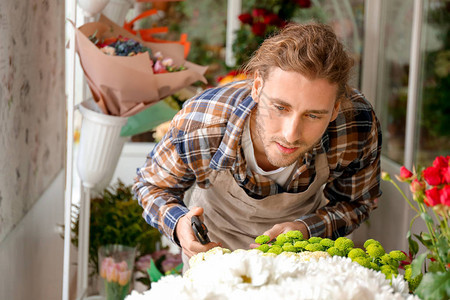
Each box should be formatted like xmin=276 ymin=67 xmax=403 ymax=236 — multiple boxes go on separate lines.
xmin=241 ymin=118 xmax=297 ymax=188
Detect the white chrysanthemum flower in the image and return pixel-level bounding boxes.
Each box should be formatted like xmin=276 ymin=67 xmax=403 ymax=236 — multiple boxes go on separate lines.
xmin=126 ymin=248 xmax=421 ymax=300
xmin=187 ymin=252 xmax=205 ymax=268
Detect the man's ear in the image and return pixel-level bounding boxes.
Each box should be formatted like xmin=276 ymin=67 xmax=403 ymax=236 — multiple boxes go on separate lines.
xmin=330 ymin=100 xmax=341 ymax=122
xmin=251 ymin=72 xmax=263 ymax=103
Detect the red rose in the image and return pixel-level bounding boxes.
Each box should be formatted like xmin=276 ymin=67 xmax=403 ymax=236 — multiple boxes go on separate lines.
xmin=433 ymin=155 xmax=449 ymax=169
xmin=296 ymin=0 xmax=311 ymax=8
xmin=441 ymin=185 xmax=450 ymax=206
xmin=425 ymin=186 xmax=441 ymax=206
xmin=443 ymin=167 xmax=450 ymax=184
xmin=410 ymin=179 xmax=426 ymax=193
xmin=263 ymin=14 xmax=281 ymax=26
xmin=423 ymin=166 xmax=443 ymax=186
xmin=251 ymin=22 xmax=267 ymax=36
xmin=399 ymin=166 xmax=414 ymax=181
xmin=252 ymin=8 xmax=268 ymax=17
xmin=238 ymin=13 xmax=253 ymax=25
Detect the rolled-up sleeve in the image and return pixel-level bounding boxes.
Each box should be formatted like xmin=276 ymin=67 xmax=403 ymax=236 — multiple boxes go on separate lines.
xmin=297 ymin=108 xmax=382 ymax=239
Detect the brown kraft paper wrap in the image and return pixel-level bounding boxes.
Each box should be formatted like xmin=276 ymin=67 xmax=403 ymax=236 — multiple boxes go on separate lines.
xmin=73 ymin=15 xmax=208 ymax=117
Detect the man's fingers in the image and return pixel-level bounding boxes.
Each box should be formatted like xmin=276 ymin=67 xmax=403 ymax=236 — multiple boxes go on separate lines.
xmin=183 ymin=241 xmax=220 ymax=258
xmin=249 ymin=243 xmax=260 ymax=249
xmin=262 ymin=226 xmax=282 ymax=242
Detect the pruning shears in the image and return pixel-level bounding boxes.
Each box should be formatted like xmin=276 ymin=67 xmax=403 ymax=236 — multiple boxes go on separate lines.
xmin=191 ymin=215 xmax=211 ymax=245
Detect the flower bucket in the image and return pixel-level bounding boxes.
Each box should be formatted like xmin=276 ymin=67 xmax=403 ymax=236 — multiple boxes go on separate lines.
xmin=78 ymin=0 xmax=111 ymax=17
xmin=102 ymin=0 xmax=133 ymax=25
xmin=99 ymin=244 xmax=136 ymax=300
xmin=77 ymin=99 xmax=128 ymax=189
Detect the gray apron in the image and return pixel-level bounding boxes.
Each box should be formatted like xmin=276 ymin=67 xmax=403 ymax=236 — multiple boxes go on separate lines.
xmin=182 ymin=153 xmax=329 ymax=270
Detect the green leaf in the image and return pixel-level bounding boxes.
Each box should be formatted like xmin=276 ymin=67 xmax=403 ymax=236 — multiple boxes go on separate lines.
xmin=411 ymin=252 xmax=428 ymax=278
xmin=428 ymin=260 xmax=443 ymax=273
xmin=408 ymin=232 xmax=419 ymax=255
xmin=148 ymin=258 xmax=164 ymax=283
xmin=415 ymin=271 xmax=450 ymax=300
xmin=120 ymin=101 xmax=179 ymax=137
xmin=414 ymin=233 xmax=433 ymax=248
xmin=420 ymin=212 xmax=434 ymax=225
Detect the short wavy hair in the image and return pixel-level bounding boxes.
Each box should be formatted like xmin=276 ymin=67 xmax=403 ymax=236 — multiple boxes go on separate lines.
xmin=243 ymin=22 xmax=354 ymax=101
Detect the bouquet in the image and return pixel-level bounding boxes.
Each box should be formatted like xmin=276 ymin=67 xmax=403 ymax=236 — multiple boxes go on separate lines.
xmin=382 ymin=156 xmax=450 ymax=300
xmin=73 ymin=14 xmax=207 ymax=117
xmin=100 ymin=256 xmax=133 ymax=300
xmin=90 ymin=34 xmax=187 ymax=74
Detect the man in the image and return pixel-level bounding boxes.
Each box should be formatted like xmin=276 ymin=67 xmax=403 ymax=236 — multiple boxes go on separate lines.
xmin=133 ymin=23 xmax=382 ymax=260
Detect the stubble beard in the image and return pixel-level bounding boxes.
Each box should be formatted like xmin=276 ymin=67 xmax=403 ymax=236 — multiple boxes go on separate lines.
xmin=253 ymin=107 xmax=312 ymax=168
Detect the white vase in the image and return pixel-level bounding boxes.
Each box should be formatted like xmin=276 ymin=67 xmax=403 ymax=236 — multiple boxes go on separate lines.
xmin=77 ymin=100 xmax=128 ymax=189
xmin=78 ymin=0 xmax=111 ymax=17
xmin=102 ymin=0 xmax=134 ymax=25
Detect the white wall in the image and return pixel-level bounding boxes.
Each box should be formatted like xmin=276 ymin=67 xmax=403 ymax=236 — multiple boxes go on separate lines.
xmin=0 ymin=172 xmax=75 ymax=300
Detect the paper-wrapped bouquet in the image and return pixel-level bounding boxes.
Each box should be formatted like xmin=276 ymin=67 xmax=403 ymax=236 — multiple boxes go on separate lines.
xmin=74 ymin=15 xmax=207 ymax=117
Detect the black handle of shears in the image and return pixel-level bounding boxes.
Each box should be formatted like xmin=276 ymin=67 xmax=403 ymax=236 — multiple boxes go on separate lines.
xmin=191 ymin=215 xmax=211 ymax=245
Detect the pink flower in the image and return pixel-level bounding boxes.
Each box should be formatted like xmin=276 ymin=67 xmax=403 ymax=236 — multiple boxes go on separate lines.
xmin=118 ymin=270 xmax=132 ymax=286
xmin=116 ymin=260 xmax=128 ymax=272
xmin=153 ymin=60 xmax=166 ymax=74
xmin=425 ymin=186 xmax=441 ymax=207
xmin=135 ymin=254 xmax=152 ymax=272
xmin=100 ymin=257 xmax=114 ymax=279
xmin=398 ymin=166 xmax=414 ymax=181
xmin=441 ymin=185 xmax=450 ymax=206
xmin=106 ymin=264 xmax=118 ymax=282
xmin=410 ymin=179 xmax=426 ymax=193
xmin=423 ymin=166 xmax=443 ymax=186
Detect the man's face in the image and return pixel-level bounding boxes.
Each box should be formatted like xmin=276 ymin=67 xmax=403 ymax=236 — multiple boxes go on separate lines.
xmin=250 ymin=68 xmax=340 ymax=171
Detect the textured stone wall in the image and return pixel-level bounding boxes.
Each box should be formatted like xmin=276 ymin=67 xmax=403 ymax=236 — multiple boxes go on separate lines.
xmin=0 ymin=0 xmax=65 ymax=242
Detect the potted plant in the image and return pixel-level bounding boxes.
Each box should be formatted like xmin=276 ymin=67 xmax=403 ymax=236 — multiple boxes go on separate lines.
xmin=382 ymin=156 xmax=449 ymax=300
xmin=70 ymin=180 xmax=162 ymax=292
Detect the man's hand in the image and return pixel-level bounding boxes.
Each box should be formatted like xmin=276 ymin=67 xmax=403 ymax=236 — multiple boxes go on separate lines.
xmin=249 ymin=221 xmax=309 ymax=248
xmin=175 ymin=206 xmax=220 ymax=258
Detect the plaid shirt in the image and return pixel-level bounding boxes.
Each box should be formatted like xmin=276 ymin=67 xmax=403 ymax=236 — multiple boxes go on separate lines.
xmin=133 ymin=81 xmax=382 ymax=244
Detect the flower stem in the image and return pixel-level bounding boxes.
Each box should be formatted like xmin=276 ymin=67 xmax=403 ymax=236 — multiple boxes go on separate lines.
xmin=390 ymin=180 xmax=419 ymax=213
xmin=418 ymin=202 xmax=445 ymax=270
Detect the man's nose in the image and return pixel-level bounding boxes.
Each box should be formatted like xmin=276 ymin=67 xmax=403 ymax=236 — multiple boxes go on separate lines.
xmin=283 ymin=116 xmax=302 ymax=144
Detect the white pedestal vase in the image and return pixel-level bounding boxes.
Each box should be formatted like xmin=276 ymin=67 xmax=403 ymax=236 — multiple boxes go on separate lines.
xmin=78 ymin=0 xmax=111 ymax=17
xmin=102 ymin=0 xmax=134 ymax=25
xmin=77 ymin=99 xmax=129 ymax=190
xmin=76 ymin=99 xmax=129 ymax=296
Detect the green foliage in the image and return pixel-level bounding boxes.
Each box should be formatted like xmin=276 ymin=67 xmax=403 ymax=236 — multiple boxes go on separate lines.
xmin=71 ymin=180 xmax=161 ymax=275
xmin=415 ymin=271 xmax=450 ymax=300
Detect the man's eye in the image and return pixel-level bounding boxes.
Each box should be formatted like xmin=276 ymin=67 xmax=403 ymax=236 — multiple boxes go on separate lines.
xmin=274 ymin=105 xmax=285 ymax=111
xmin=307 ymin=114 xmax=320 ymax=119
